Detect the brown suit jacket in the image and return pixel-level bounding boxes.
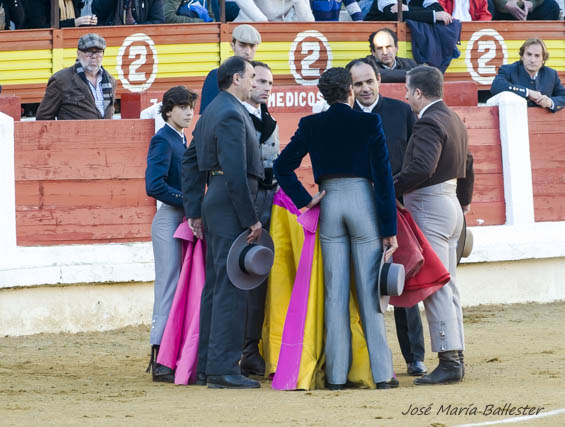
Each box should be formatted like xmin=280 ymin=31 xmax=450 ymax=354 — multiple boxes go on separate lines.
xmin=36 ymin=65 xmax=116 ymax=120
xmin=394 ymin=100 xmax=474 ymax=206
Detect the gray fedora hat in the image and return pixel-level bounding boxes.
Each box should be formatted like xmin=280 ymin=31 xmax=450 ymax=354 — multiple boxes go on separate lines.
xmin=456 ymin=216 xmax=474 ymax=265
xmin=376 ymin=254 xmax=405 ymax=313
xmin=227 ymin=229 xmax=274 ymax=290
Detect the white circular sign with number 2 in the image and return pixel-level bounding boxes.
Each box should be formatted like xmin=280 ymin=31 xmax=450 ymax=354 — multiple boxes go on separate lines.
xmin=117 ymin=33 xmax=159 ymax=93
xmin=289 ymin=30 xmax=333 ymax=86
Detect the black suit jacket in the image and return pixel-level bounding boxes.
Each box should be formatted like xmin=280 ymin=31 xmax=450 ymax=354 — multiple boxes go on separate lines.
xmin=394 ymin=100 xmax=474 ymax=206
xmin=182 ymin=91 xmax=264 ymax=229
xmin=353 ymin=96 xmax=416 ymax=175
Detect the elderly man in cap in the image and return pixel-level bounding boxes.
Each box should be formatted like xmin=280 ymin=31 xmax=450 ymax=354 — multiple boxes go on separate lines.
xmin=199 ymin=24 xmax=262 ymax=114
xmin=36 ymin=33 xmax=116 ymax=120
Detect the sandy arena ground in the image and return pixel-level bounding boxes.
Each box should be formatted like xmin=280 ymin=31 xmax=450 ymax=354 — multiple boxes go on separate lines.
xmin=1 ymin=301 xmax=565 ymax=426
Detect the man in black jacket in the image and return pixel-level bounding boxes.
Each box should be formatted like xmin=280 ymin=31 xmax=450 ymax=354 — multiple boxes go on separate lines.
xmin=346 ymin=58 xmax=427 ymax=378
xmin=364 ymin=28 xmax=417 ymax=83
xmin=92 ymin=0 xmax=164 ymax=25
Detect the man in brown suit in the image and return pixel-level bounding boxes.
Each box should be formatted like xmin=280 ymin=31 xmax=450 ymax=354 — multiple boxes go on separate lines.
xmin=394 ymin=65 xmax=474 ymax=385
xmin=36 ymin=33 xmax=116 ymax=120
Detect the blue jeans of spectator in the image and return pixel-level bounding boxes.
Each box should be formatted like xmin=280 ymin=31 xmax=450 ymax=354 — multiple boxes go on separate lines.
xmin=319 ymin=177 xmax=394 ymax=385
xmin=211 ymin=0 xmax=240 ymax=21
xmin=358 ymin=0 xmax=375 ymax=18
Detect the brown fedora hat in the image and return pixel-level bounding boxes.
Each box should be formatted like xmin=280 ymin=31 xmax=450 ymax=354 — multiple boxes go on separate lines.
xmin=227 ymin=229 xmax=275 ymax=290
xmin=377 ymin=254 xmax=405 ymax=313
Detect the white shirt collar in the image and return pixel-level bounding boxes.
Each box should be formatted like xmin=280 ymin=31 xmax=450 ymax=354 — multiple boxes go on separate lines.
xmin=165 ymin=122 xmax=186 ymax=143
xmin=381 ymin=58 xmax=397 ymax=70
xmin=418 ymin=99 xmax=443 ymax=119
xmin=356 ymin=96 xmax=380 ymax=113
xmin=243 ymin=101 xmax=262 ymax=120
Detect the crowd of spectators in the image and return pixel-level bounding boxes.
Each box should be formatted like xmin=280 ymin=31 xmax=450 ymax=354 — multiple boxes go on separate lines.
xmin=1 ymin=0 xmax=563 ymax=30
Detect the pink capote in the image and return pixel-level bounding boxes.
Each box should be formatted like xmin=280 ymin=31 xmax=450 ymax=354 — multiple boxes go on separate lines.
xmin=156 ymin=220 xmax=206 ymax=385
xmin=271 ymin=190 xmax=320 ymax=391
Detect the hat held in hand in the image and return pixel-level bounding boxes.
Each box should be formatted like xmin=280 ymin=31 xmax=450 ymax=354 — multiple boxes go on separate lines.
xmin=376 ymin=252 xmax=405 ymax=313
xmin=227 ymin=229 xmax=274 ymax=290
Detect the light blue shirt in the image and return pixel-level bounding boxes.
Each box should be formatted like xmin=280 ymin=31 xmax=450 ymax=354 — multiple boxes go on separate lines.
xmin=87 ymin=71 xmax=105 ymax=117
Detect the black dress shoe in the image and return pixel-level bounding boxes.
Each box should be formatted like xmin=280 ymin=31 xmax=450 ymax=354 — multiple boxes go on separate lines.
xmin=207 ymin=374 xmax=261 ymax=389
xmin=414 ymin=351 xmax=462 ymax=385
xmin=376 ymin=378 xmax=399 ymax=389
xmin=325 ymin=381 xmax=355 ymax=390
xmin=195 ymin=372 xmax=207 ymax=386
xmin=407 ymin=361 xmax=428 ymax=376
xmin=240 ymin=352 xmax=265 ymax=377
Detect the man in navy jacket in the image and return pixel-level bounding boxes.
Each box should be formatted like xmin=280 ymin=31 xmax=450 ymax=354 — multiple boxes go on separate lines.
xmin=491 ymin=38 xmax=565 ymax=113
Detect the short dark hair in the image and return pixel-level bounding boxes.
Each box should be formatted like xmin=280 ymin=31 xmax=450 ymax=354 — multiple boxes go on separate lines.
xmin=251 ymin=60 xmax=271 ymax=72
xmin=406 ymin=66 xmax=443 ymax=99
xmin=368 ymin=27 xmax=398 ymax=53
xmin=345 ymin=58 xmax=380 ymax=78
xmin=317 ymin=67 xmax=352 ymax=105
xmin=217 ymin=56 xmax=252 ymax=91
xmin=160 ymin=86 xmax=198 ymax=121
xmin=519 ymin=38 xmax=549 ymax=62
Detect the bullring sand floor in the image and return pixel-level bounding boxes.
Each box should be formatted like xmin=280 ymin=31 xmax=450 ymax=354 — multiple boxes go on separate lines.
xmin=1 ymin=302 xmax=565 ymax=426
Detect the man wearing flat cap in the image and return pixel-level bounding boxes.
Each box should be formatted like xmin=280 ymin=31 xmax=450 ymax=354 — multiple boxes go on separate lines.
xmin=199 ymin=24 xmax=262 ymax=114
xmin=36 ymin=33 xmax=116 ymax=120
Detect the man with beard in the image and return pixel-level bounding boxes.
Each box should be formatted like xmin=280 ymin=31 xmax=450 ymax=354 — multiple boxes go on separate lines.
xmin=36 ymin=33 xmax=116 ymax=120
xmin=240 ymin=61 xmax=279 ymax=377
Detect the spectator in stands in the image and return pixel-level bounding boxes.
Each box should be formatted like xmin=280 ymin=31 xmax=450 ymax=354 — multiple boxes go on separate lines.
xmin=365 ymin=27 xmax=417 ymax=83
xmin=21 ymin=0 xmax=96 ymax=28
xmin=211 ymin=0 xmax=239 ymax=21
xmin=488 ymin=0 xmax=560 ymax=19
xmin=234 ymin=0 xmax=314 ymax=21
xmin=491 ymin=38 xmax=565 ymax=113
xmin=358 ymin=0 xmax=374 ymax=17
xmin=164 ymin=0 xmax=213 ymax=23
xmin=0 ymin=0 xmax=25 ymax=29
xmin=311 ymin=0 xmax=363 ymax=21
xmin=199 ymin=24 xmax=261 ymax=113
xmin=365 ymin=0 xmax=454 ymax=24
xmin=439 ymin=0 xmax=492 ymax=19
xmin=36 ymin=33 xmax=116 ymax=120
xmin=92 ymin=0 xmax=164 ymax=25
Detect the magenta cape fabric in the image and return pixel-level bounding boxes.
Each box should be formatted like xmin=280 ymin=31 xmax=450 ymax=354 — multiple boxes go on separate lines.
xmin=271 ymin=190 xmax=320 ymax=391
xmin=156 ymin=220 xmax=206 ymax=385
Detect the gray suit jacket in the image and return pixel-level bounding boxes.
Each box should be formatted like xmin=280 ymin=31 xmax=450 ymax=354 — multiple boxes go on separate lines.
xmin=182 ymin=91 xmax=264 ymax=229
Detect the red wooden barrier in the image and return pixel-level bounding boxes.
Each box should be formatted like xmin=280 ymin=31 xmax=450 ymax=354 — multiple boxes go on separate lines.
xmin=13 ymin=104 xmax=504 ymax=246
xmin=14 ymin=119 xmax=156 ymax=246
xmin=0 ymin=95 xmax=21 ymax=121
xmin=528 ymin=108 xmax=565 ymax=222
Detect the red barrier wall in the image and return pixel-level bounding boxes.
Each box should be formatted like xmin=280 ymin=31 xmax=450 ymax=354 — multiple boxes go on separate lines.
xmin=528 ymin=108 xmax=565 ymax=222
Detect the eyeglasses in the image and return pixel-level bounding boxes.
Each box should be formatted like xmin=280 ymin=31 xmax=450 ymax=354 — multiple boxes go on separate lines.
xmin=81 ymin=49 xmax=105 ymax=58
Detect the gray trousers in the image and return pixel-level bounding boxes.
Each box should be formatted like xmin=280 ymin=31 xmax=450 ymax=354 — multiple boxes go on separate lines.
xmin=150 ymin=203 xmax=184 ymax=345
xmin=404 ymin=181 xmax=465 ymax=353
xmin=319 ymin=178 xmax=393 ymax=385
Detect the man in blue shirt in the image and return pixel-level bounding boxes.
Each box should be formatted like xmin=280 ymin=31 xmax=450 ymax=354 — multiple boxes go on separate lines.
xmin=491 ymin=38 xmax=565 ymax=113
xmin=199 ymin=24 xmax=261 ymax=114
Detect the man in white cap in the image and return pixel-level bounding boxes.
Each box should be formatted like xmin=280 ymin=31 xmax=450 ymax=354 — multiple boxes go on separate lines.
xmin=199 ymin=23 xmax=262 ymax=113
xmin=36 ymin=33 xmax=116 ymax=120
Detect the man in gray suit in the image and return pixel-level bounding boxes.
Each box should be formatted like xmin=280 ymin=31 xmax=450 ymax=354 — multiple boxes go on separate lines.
xmin=182 ymin=56 xmax=265 ymax=389
xmin=395 ymin=65 xmax=474 ymax=385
